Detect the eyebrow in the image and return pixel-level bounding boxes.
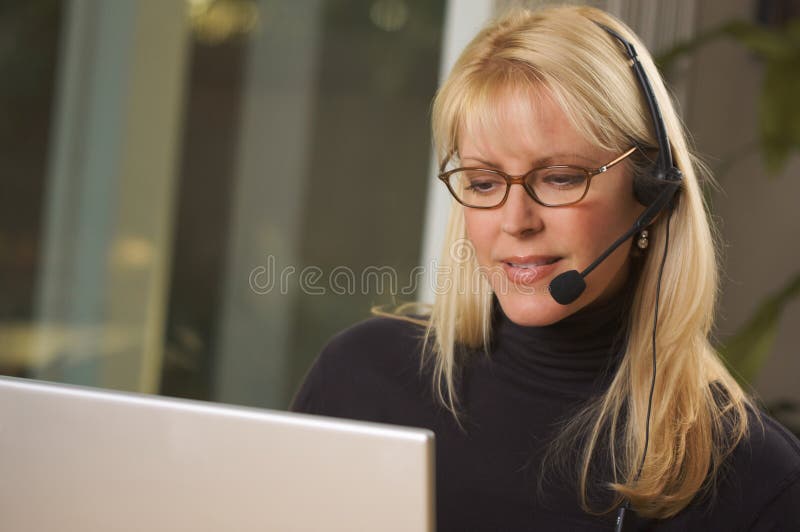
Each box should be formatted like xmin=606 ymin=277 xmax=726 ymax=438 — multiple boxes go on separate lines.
xmin=459 ymin=153 xmax=600 ymax=168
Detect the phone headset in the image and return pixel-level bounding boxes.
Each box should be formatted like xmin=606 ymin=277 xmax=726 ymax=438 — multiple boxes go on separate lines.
xmin=546 ymin=22 xmax=684 ymax=531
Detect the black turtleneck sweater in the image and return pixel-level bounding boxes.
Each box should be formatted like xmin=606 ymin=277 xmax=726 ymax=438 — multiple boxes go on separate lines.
xmin=290 ymin=292 xmax=800 ymax=531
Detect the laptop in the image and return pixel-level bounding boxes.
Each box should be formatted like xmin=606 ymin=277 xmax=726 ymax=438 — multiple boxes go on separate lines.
xmin=0 ymin=375 xmax=435 ymax=531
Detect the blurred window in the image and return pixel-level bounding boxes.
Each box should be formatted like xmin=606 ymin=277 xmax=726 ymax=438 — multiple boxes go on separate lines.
xmin=0 ymin=0 xmax=445 ymax=410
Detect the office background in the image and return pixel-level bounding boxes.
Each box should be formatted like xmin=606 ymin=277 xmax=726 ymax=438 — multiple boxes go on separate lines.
xmin=1 ymin=0 xmax=798 ymax=431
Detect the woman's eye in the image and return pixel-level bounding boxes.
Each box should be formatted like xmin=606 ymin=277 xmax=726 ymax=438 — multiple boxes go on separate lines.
xmin=542 ymin=172 xmax=586 ymax=188
xmin=460 ymin=172 xmax=504 ymax=194
xmin=467 ymin=180 xmax=499 ymax=192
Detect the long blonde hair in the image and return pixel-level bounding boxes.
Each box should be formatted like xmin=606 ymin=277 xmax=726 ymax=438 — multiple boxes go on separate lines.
xmin=416 ymin=5 xmax=751 ymax=519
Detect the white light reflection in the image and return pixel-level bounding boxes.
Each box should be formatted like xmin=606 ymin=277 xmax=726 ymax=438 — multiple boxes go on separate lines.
xmin=370 ymin=0 xmax=409 ymax=32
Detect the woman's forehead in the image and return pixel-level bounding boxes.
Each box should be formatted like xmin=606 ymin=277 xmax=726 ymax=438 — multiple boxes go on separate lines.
xmin=461 ymin=83 xmax=549 ymax=135
xmin=457 ymin=85 xmax=595 ymax=162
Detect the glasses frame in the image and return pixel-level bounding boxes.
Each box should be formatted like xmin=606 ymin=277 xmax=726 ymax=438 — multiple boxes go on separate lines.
xmin=438 ymin=146 xmax=638 ymax=209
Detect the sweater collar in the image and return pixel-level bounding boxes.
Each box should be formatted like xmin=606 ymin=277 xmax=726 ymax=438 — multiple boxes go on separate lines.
xmin=489 ymin=279 xmax=633 ymax=395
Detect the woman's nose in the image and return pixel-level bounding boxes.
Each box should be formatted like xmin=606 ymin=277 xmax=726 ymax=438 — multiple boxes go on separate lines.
xmin=500 ymin=184 xmax=544 ymax=237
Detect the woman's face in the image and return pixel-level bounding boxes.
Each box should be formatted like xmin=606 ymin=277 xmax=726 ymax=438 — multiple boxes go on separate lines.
xmin=459 ymin=90 xmax=645 ymax=326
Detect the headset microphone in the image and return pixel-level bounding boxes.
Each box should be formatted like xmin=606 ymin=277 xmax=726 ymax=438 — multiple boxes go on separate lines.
xmin=548 ymin=176 xmax=680 ymax=305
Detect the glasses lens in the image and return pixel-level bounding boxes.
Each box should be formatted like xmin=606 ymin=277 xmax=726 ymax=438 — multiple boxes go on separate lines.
xmin=447 ymin=171 xmax=507 ymax=207
xmin=528 ymin=167 xmax=588 ymax=205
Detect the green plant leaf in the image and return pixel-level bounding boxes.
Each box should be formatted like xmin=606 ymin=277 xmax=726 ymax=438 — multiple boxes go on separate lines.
xmin=723 ymin=20 xmax=794 ymax=60
xmin=759 ymin=59 xmax=800 ymax=174
xmin=720 ymin=272 xmax=800 ymax=385
xmin=786 ymin=17 xmax=800 ymax=45
xmin=656 ymin=23 xmax=731 ymax=70
xmin=657 ymin=20 xmax=790 ymax=70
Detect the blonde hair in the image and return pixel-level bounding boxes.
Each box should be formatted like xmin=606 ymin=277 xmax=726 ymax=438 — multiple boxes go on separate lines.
xmin=412 ymin=5 xmax=752 ymax=519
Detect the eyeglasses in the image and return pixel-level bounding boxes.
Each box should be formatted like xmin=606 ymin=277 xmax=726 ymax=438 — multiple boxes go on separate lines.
xmin=438 ymin=146 xmax=637 ymax=209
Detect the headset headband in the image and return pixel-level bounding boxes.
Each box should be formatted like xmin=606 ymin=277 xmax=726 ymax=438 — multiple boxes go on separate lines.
xmin=593 ymin=21 xmax=682 ymax=185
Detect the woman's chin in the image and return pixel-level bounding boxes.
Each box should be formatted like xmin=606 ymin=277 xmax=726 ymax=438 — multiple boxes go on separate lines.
xmin=495 ymin=291 xmax=576 ymax=327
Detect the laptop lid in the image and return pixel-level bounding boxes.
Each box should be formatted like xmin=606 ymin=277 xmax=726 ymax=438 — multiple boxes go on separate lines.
xmin=0 ymin=375 xmax=435 ymax=531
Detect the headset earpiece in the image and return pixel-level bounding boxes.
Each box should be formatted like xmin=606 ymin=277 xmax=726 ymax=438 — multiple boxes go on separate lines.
xmin=633 ymin=155 xmax=683 ymax=208
xmin=633 ymin=167 xmax=665 ymax=206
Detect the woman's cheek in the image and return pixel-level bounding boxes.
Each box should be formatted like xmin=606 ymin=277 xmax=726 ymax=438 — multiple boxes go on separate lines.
xmin=463 ymin=215 xmax=494 ymax=266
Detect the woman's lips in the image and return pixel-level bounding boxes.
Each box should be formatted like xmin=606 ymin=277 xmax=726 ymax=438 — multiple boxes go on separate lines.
xmin=500 ymin=257 xmax=562 ymax=285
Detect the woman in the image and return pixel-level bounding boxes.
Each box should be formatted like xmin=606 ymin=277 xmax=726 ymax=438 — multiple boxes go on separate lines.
xmin=291 ymin=6 xmax=800 ymax=530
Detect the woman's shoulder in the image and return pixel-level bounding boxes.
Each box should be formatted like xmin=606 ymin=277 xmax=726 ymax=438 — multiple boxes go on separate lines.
xmin=707 ymin=408 xmax=800 ymax=529
xmin=741 ymin=408 xmax=800 ymax=476
xmin=657 ymin=408 xmax=800 ymax=530
xmin=289 ymin=315 xmax=431 ymax=418
xmin=319 ymin=314 xmax=429 ymax=369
